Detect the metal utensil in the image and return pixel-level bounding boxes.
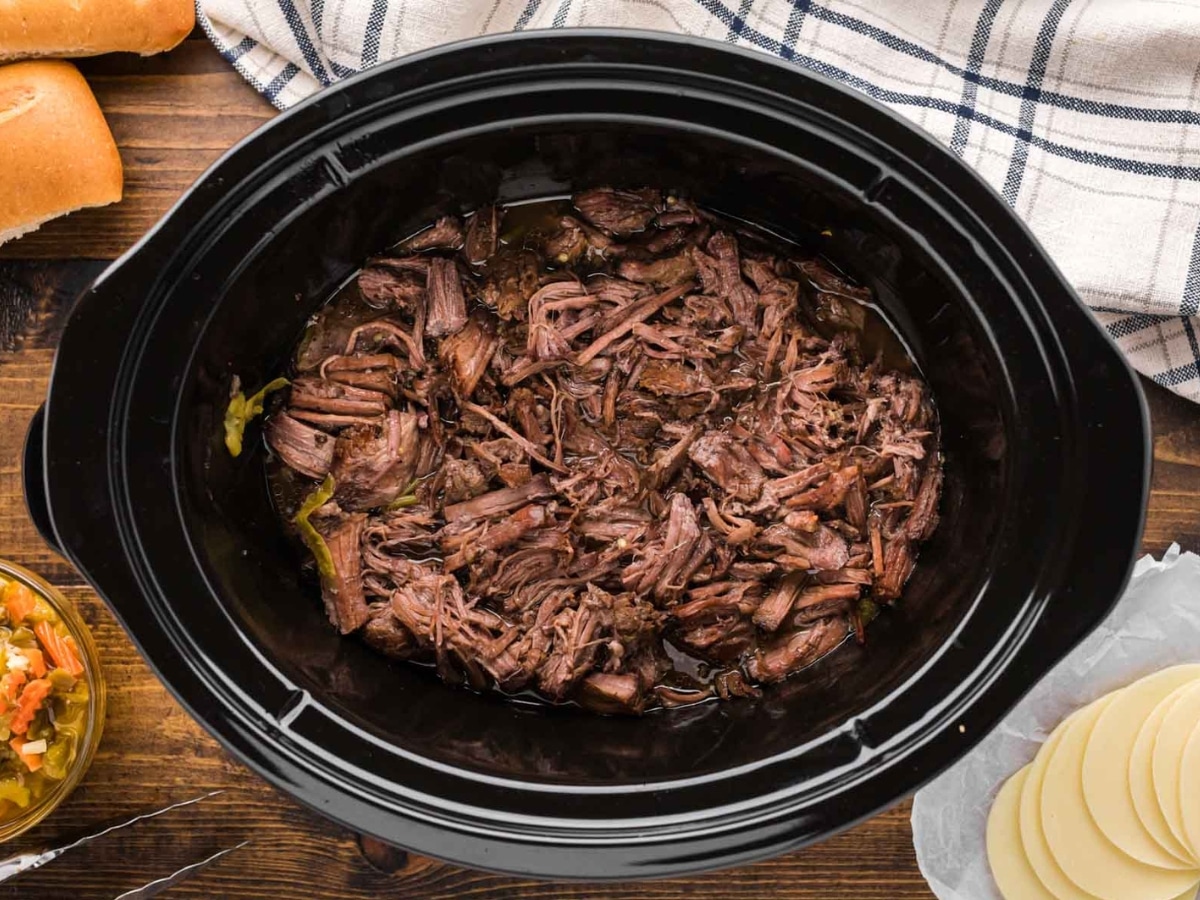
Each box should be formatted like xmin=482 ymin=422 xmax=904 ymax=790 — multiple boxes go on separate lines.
xmin=0 ymin=790 xmax=224 ymax=882
xmin=113 ymin=840 xmax=250 ymax=899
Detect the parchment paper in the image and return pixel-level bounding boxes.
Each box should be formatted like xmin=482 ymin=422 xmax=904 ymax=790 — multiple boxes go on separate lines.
xmin=911 ymin=544 xmax=1200 ymax=899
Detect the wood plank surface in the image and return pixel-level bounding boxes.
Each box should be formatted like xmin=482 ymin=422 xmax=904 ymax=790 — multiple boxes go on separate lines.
xmin=0 ymin=32 xmax=1197 ymax=900
xmin=0 ymin=41 xmax=275 ymax=261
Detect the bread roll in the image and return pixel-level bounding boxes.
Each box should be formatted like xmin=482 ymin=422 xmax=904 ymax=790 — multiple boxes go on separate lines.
xmin=0 ymin=60 xmax=123 ymax=246
xmin=0 ymin=0 xmax=194 ymax=60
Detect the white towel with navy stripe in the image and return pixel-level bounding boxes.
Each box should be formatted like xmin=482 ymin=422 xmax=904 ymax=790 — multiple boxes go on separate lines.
xmin=198 ymin=0 xmax=1200 ymax=402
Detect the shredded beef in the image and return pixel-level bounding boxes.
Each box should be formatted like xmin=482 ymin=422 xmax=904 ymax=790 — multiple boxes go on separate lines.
xmin=265 ymin=413 xmax=334 ymax=479
xmin=261 ymin=189 xmax=943 ymax=714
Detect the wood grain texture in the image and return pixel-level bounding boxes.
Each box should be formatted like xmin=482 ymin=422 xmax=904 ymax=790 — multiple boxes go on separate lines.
xmin=0 ymin=31 xmax=1197 ymax=900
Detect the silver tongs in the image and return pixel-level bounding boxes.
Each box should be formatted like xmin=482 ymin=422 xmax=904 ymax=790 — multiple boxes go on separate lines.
xmin=0 ymin=790 xmax=248 ymax=898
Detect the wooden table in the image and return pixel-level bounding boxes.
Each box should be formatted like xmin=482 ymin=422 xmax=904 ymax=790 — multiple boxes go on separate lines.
xmin=1 ymin=33 xmax=1198 ymax=900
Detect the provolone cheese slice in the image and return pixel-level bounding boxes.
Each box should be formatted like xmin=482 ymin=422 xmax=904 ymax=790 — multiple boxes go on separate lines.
xmin=1154 ymin=682 xmax=1200 ymax=853
xmin=1085 ymin=665 xmax=1200 ymax=868
xmin=1020 ymin=707 xmax=1105 ymax=900
xmin=988 ymin=765 xmax=1058 ymax=899
xmin=1135 ymin=685 xmax=1200 ymax=865
xmin=1043 ymin=694 xmax=1200 ymax=900
xmin=1179 ymin=719 xmax=1200 ymax=859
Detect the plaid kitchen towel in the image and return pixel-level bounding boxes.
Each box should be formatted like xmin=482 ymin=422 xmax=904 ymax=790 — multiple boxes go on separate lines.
xmin=199 ymin=0 xmax=1200 ymax=402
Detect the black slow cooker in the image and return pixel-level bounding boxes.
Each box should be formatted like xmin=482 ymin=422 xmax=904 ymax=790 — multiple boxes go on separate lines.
xmin=23 ymin=31 xmax=1149 ymax=878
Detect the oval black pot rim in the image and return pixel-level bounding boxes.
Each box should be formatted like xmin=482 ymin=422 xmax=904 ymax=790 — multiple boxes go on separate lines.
xmin=35 ymin=29 xmax=1151 ymax=879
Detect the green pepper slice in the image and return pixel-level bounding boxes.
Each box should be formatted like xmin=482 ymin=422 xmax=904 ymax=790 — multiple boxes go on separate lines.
xmin=293 ymin=475 xmax=337 ymax=584
xmin=223 ymin=376 xmax=289 ymax=457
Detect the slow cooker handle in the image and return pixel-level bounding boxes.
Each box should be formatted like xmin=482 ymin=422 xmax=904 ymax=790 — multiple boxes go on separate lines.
xmin=22 ymin=405 xmax=62 ymax=554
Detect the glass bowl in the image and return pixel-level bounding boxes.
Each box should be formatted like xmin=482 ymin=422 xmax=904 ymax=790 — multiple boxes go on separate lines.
xmin=0 ymin=560 xmax=106 ymax=842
